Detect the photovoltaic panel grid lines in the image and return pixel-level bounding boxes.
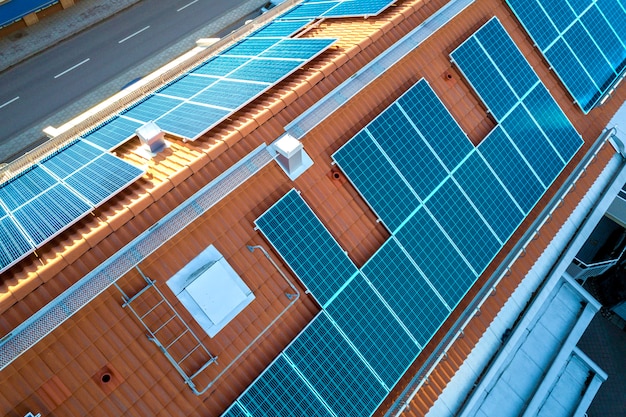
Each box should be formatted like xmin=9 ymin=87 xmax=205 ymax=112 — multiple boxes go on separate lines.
xmin=230 ymin=312 xmax=391 ymax=417
xmin=285 ymin=312 xmax=388 ymax=417
xmin=0 ymin=140 xmax=144 ymax=273
xmin=255 ymin=189 xmax=358 ymax=307
xmin=221 ymin=403 xmax=249 ymax=417
xmin=333 ymin=79 xmax=474 ymax=234
xmin=238 ymin=355 xmax=333 ymax=417
xmin=361 ymin=238 xmax=450 ymax=347
xmin=324 ymin=274 xmax=420 ymax=389
xmin=506 ymin=0 xmax=626 ymax=113
xmin=250 ymin=191 xmax=438 ymax=417
xmin=451 ymin=17 xmax=583 ymax=175
xmin=280 ymin=0 xmax=394 ymax=19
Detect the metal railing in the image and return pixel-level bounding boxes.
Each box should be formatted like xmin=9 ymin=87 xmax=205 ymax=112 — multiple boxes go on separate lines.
xmin=567 ymin=257 xmax=619 ymax=282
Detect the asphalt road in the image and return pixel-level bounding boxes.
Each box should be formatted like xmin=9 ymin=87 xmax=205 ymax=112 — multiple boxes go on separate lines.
xmin=0 ymin=0 xmax=253 ymax=149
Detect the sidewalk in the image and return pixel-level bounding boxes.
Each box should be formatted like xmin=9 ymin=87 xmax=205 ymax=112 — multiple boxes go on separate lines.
xmin=0 ymin=0 xmax=267 ymax=162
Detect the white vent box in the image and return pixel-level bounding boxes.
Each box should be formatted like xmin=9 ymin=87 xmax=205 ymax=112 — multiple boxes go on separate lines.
xmin=136 ymin=121 xmax=167 ymax=155
xmin=272 ymin=133 xmax=313 ymax=180
xmin=167 ymin=245 xmax=254 ymax=337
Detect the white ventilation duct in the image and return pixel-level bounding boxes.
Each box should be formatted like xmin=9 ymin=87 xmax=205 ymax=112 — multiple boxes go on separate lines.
xmin=136 ymin=121 xmax=167 ymax=155
xmin=272 ymin=133 xmax=312 ymax=180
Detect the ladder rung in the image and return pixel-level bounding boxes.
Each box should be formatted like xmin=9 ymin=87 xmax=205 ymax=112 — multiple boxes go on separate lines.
xmin=153 ymin=315 xmax=177 ymax=334
xmin=177 ymin=344 xmax=201 ymax=365
xmin=140 ymin=300 xmax=165 ymax=320
xmin=189 ymin=355 xmax=219 ymax=380
xmin=166 ymin=329 xmax=189 ymax=350
xmin=121 ymin=280 xmax=156 ymax=307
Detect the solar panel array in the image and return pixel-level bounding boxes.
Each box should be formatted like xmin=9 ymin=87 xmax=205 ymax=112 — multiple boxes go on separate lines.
xmin=281 ymin=0 xmax=394 ymax=19
xmin=248 ymin=190 xmax=443 ymax=417
xmin=82 ymin=37 xmax=335 ymax=145
xmin=224 ymin=17 xmax=584 ymax=417
xmin=79 ymin=0 xmax=396 ymax=150
xmin=506 ymin=0 xmax=626 ymax=113
xmin=0 ymin=140 xmax=144 ymax=272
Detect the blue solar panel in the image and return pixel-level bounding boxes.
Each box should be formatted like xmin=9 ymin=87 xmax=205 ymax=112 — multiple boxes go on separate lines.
xmin=156 ymin=102 xmax=230 ymax=139
xmin=541 ymin=0 xmax=576 ymax=32
xmin=65 ymin=153 xmax=143 ymax=206
xmin=250 ymin=19 xmax=312 ymax=38
xmin=240 ymin=355 xmax=333 ymax=417
xmin=332 ymin=131 xmax=420 ymax=232
xmin=581 ymin=6 xmax=626 ymax=72
xmin=366 ymin=103 xmax=448 ymax=201
xmin=0 ymin=166 xmax=57 ymax=211
xmin=228 ymin=58 xmax=304 ymax=83
xmin=41 ymin=140 xmax=104 ymax=178
xmin=192 ymin=80 xmax=268 ymax=110
xmin=285 ymin=312 xmax=387 ymax=417
xmin=564 ymin=21 xmax=615 ymax=91
xmin=80 ymin=116 xmax=142 ymax=151
xmin=361 ymin=238 xmax=449 ymax=347
xmin=325 ymin=274 xmax=419 ymax=388
xmin=222 ymin=38 xmax=282 ymax=57
xmin=0 ymin=138 xmax=144 ymax=273
xmin=501 ymin=104 xmax=564 ymax=186
xmin=281 ymin=2 xmax=337 ymax=19
xmin=192 ymin=56 xmax=250 ymax=77
xmin=322 ymin=0 xmax=393 ymax=17
xmin=545 ymin=39 xmax=600 ymax=111
xmin=255 ymin=189 xmax=358 ymax=307
xmin=508 ymin=0 xmax=558 ymax=50
xmin=395 ymin=207 xmax=477 ymax=307
xmin=451 ymin=37 xmax=518 ymax=120
xmin=13 ymin=184 xmax=90 ymax=246
xmin=122 ymin=95 xmax=183 ymax=123
xmin=157 ymin=74 xmax=219 ymax=100
xmin=426 ymin=178 xmax=502 ymax=273
xmin=568 ymin=0 xmax=594 ymax=15
xmin=261 ymin=38 xmax=336 ymax=60
xmin=474 ymin=18 xmax=539 ymax=97
xmin=523 ymin=85 xmax=583 ymax=162
xmin=397 ymin=80 xmax=474 ymax=170
xmin=221 ymin=403 xmax=249 ymax=417
xmin=453 ymin=151 xmax=524 ymax=243
xmin=0 ymin=215 xmax=34 ymax=271
xmin=478 ymin=126 xmax=546 ymax=214
xmin=596 ymin=0 xmax=626 ymax=45
xmin=507 ymin=0 xmax=626 ymax=112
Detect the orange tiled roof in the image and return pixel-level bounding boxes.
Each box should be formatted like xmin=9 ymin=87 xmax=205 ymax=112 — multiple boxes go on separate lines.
xmin=1 ymin=0 xmax=625 ymax=416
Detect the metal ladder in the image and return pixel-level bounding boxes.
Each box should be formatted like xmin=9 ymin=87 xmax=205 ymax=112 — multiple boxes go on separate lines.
xmin=114 ymin=269 xmax=218 ymax=393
